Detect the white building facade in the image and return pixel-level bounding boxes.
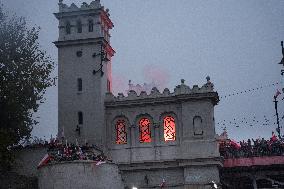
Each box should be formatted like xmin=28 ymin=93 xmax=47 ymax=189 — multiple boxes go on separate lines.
xmin=54 ymin=1 xmax=222 ymax=188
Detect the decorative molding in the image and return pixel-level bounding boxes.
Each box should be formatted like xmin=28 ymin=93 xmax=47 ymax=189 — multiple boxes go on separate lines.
xmin=105 ymin=78 xmax=219 ymax=106
xmin=59 ymin=0 xmax=102 ymax=13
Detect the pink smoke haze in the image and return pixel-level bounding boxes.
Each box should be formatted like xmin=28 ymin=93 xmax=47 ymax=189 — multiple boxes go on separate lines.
xmin=142 ymin=64 xmax=170 ymax=91
xmin=112 ymin=64 xmax=171 ymax=95
xmin=112 ymin=73 xmax=128 ymax=95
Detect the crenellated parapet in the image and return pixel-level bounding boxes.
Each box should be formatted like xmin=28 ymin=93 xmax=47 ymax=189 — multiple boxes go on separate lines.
xmin=105 ymin=77 xmax=218 ymax=105
xmin=58 ymin=0 xmax=105 ymax=13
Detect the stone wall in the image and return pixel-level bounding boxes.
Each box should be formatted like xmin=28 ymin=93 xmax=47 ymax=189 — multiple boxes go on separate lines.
xmin=119 ymin=163 xmax=220 ymax=189
xmin=38 ymin=161 xmax=124 ymax=189
xmin=12 ymin=147 xmax=47 ymax=177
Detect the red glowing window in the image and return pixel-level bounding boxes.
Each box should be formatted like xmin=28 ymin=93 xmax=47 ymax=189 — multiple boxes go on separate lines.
xmin=139 ymin=118 xmax=151 ymax=143
xmin=115 ymin=120 xmax=127 ymax=144
xmin=164 ymin=116 xmax=176 ymax=142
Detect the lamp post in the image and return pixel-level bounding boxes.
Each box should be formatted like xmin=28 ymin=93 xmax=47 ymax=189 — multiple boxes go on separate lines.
xmin=273 ymin=95 xmax=281 ymax=139
xmin=275 ymin=41 xmax=284 ymax=139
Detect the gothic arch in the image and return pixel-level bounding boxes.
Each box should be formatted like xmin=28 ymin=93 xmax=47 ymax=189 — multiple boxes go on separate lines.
xmin=193 ymin=116 xmax=203 ymax=135
xmin=88 ymin=19 xmax=94 ymax=32
xmin=159 ymin=112 xmax=178 ymax=142
xmin=135 ymin=114 xmax=154 ymax=143
xmin=65 ymin=21 xmax=71 ymax=34
xmin=76 ymin=20 xmax=82 ymax=33
xmin=111 ymin=115 xmax=130 ymax=145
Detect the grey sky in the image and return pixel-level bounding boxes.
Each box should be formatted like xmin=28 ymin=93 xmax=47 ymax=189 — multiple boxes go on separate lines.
xmin=2 ymin=0 xmax=284 ymax=141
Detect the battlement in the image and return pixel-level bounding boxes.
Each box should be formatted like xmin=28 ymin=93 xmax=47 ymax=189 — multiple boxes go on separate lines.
xmin=105 ymin=77 xmax=218 ymax=104
xmin=58 ymin=0 xmax=107 ymax=14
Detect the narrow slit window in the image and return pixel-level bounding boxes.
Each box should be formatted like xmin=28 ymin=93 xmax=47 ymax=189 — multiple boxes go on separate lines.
xmin=78 ymin=111 xmax=83 ymax=124
xmin=107 ymin=79 xmax=111 ymax=92
xmin=77 ymin=78 xmax=82 ymax=91
xmin=88 ymin=19 xmax=94 ymax=32
xmin=77 ymin=20 xmax=82 ymax=33
xmin=163 ymin=116 xmax=176 ymax=141
xmin=139 ymin=118 xmax=151 ymax=143
xmin=116 ymin=120 xmax=127 ymax=144
xmin=66 ymin=21 xmax=71 ymax=34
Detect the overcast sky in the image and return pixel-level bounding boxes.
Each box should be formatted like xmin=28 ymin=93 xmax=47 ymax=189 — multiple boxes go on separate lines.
xmin=2 ymin=0 xmax=284 ymax=141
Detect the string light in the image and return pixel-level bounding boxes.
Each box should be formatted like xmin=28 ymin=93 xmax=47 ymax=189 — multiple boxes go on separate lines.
xmin=219 ymin=81 xmax=283 ymax=100
xmin=216 ymin=114 xmax=279 ymax=128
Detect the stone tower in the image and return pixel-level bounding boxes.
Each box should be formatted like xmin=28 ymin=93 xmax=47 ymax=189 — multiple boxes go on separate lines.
xmin=54 ymin=0 xmax=115 ymax=147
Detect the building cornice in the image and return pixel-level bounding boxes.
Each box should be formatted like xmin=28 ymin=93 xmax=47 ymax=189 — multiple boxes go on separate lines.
xmin=105 ymin=92 xmax=219 ymax=108
xmin=53 ymin=37 xmax=115 ymax=56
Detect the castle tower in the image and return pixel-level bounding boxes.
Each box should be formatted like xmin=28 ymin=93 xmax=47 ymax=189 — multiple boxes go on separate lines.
xmin=54 ymin=0 xmax=115 ymax=147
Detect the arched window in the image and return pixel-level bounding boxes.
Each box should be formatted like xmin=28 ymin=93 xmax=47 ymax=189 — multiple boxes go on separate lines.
xmin=163 ymin=116 xmax=176 ymax=141
xmin=77 ymin=20 xmax=82 ymax=33
xmin=193 ymin=116 xmax=203 ymax=135
xmin=88 ymin=19 xmax=94 ymax=32
xmin=139 ymin=118 xmax=151 ymax=143
xmin=66 ymin=21 xmax=71 ymax=34
xmin=78 ymin=111 xmax=83 ymax=124
xmin=115 ymin=120 xmax=127 ymax=144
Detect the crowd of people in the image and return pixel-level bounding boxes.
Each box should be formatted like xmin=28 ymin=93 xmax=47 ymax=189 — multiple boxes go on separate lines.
xmin=46 ymin=138 xmax=107 ymax=163
xmin=10 ymin=137 xmax=109 ymax=167
xmin=219 ymin=133 xmax=284 ymax=158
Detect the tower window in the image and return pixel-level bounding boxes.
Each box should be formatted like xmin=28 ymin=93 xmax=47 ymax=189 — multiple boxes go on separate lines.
xmin=115 ymin=120 xmax=127 ymax=144
xmin=163 ymin=116 xmax=176 ymax=142
xmin=77 ymin=20 xmax=82 ymax=33
xmin=139 ymin=118 xmax=151 ymax=143
xmin=76 ymin=51 xmax=82 ymax=57
xmin=66 ymin=21 xmax=71 ymax=34
xmin=78 ymin=111 xmax=83 ymax=124
xmin=88 ymin=19 xmax=94 ymax=32
xmin=77 ymin=78 xmax=82 ymax=91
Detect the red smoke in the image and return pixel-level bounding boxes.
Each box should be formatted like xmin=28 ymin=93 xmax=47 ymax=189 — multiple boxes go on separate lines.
xmin=142 ymin=64 xmax=170 ymax=91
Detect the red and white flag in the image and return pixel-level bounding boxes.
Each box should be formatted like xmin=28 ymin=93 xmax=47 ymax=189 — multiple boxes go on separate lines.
xmin=37 ymin=154 xmax=51 ymax=168
xmin=160 ymin=178 xmax=166 ymax=188
xmin=96 ymin=161 xmax=106 ymax=166
xmin=274 ymin=89 xmax=281 ymax=98
xmin=230 ymin=140 xmax=241 ymax=149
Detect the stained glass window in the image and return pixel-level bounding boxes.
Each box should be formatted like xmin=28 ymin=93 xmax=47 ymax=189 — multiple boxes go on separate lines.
xmin=163 ymin=116 xmax=176 ymax=141
xmin=139 ymin=118 xmax=151 ymax=143
xmin=116 ymin=120 xmax=127 ymax=144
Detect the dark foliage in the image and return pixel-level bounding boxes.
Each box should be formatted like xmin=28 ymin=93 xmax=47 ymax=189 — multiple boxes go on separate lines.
xmin=0 ymin=5 xmax=55 ymax=170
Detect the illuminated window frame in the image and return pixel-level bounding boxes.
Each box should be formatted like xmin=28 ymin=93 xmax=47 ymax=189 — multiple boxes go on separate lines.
xmin=139 ymin=118 xmax=151 ymax=143
xmin=163 ymin=116 xmax=176 ymax=142
xmin=115 ymin=119 xmax=127 ymax=144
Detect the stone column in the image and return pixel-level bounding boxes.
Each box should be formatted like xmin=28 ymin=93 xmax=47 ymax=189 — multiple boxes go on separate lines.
xmin=153 ymin=122 xmax=160 ymax=160
xmin=130 ymin=124 xmax=136 ymax=162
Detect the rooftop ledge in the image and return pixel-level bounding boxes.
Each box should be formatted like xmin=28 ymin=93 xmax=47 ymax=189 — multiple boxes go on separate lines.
xmin=55 ymin=0 xmax=113 ymax=28
xmin=105 ymin=78 xmax=220 ymax=106
xmin=58 ymin=0 xmax=104 ymax=13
